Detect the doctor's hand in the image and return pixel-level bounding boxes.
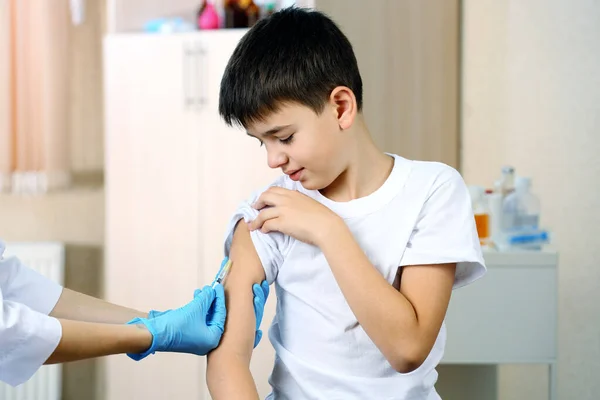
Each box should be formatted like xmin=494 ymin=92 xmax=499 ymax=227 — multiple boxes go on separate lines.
xmin=126 ymin=284 xmax=226 ymax=360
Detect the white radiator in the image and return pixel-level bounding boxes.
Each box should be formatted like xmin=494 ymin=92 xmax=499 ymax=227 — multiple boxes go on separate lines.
xmin=1 ymin=242 xmax=65 ymax=400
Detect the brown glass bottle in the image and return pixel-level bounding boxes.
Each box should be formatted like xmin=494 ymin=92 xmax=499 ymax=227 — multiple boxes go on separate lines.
xmin=225 ymin=0 xmax=260 ymax=28
xmin=241 ymin=0 xmax=260 ymax=27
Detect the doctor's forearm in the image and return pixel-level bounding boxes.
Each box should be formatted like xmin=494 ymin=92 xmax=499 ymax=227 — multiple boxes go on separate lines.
xmin=50 ymin=288 xmax=147 ymax=324
xmin=45 ymin=319 xmax=152 ymax=364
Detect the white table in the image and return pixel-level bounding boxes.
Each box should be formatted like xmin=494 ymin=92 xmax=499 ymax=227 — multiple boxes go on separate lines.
xmin=442 ymin=250 xmax=558 ymax=400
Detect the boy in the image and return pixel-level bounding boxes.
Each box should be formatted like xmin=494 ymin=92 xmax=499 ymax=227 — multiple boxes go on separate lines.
xmin=207 ymin=7 xmax=486 ymax=400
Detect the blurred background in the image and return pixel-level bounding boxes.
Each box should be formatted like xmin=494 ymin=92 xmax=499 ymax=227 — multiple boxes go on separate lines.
xmin=0 ymin=0 xmax=598 ymax=399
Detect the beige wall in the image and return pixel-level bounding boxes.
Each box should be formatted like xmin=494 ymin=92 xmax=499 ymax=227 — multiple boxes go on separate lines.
xmin=462 ymin=0 xmax=600 ymax=399
xmin=318 ymin=0 xmax=460 ymax=168
xmin=0 ymin=0 xmax=11 ymax=180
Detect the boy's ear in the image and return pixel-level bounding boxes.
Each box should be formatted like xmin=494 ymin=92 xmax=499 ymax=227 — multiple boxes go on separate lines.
xmin=329 ymin=86 xmax=357 ymax=130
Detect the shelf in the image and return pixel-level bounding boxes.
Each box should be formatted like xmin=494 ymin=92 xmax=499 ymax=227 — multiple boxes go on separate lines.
xmin=482 ymin=248 xmax=558 ymax=267
xmin=104 ymin=28 xmax=249 ymax=39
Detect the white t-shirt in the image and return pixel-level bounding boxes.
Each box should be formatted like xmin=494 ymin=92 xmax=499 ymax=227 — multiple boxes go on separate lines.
xmin=224 ymin=154 xmax=486 ymax=400
xmin=0 ymin=241 xmax=63 ymax=386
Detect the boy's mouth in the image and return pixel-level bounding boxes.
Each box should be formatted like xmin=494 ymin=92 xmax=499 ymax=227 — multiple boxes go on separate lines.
xmin=286 ymin=168 xmax=304 ymax=181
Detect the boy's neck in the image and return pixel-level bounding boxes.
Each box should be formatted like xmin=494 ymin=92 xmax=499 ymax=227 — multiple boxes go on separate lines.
xmin=320 ymin=119 xmax=394 ymax=203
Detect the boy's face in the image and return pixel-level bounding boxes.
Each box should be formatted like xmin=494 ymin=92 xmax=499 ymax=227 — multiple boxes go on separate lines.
xmin=245 ymin=101 xmax=350 ymax=191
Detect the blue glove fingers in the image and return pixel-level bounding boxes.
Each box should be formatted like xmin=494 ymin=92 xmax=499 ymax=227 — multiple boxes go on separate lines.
xmin=254 ymin=329 xmax=263 ymax=348
xmin=253 ymin=284 xmax=266 ymax=330
xmin=209 ymin=283 xmax=226 ymax=332
xmin=253 ymin=283 xmax=266 ymax=305
xmin=253 ymin=292 xmax=264 ymax=348
xmin=148 ymin=309 xmax=171 ymax=318
xmin=261 ymin=279 xmax=270 ymax=299
xmin=197 ymin=285 xmax=216 ymax=314
xmin=252 ymin=280 xmax=269 ymax=348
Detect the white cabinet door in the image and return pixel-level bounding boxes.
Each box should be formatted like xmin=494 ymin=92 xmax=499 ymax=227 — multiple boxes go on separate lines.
xmin=104 ymin=34 xmax=202 ymax=400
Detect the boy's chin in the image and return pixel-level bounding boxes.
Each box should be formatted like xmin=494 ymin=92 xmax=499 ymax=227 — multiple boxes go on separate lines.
xmin=300 ymin=176 xmax=331 ymax=192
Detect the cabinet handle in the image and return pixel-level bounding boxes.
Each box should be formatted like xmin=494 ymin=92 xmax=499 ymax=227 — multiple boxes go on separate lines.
xmin=191 ymin=42 xmax=207 ymax=110
xmin=183 ymin=42 xmax=194 ymax=110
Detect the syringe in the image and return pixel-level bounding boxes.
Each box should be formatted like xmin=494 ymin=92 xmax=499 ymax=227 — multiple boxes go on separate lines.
xmin=212 ymin=258 xmax=232 ymax=288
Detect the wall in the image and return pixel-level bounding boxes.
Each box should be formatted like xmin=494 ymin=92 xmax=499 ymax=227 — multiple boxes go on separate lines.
xmin=69 ymin=0 xmax=106 ymax=173
xmin=461 ymin=0 xmax=600 ymax=399
xmin=0 ymin=0 xmax=10 ymax=188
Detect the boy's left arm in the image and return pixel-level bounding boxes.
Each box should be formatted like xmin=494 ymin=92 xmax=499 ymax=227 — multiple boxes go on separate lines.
xmin=248 ymin=187 xmax=454 ymax=373
xmin=318 ymin=228 xmax=455 ymax=374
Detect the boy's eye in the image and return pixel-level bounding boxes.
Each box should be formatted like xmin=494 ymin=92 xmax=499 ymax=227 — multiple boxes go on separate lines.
xmin=279 ymin=134 xmax=295 ymax=145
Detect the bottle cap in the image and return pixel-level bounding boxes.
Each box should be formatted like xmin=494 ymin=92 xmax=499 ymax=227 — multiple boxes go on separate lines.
xmin=502 ymin=165 xmax=515 ymax=174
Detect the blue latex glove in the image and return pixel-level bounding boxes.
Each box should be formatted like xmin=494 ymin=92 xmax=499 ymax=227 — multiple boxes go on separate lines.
xmin=252 ymin=280 xmax=269 ymax=348
xmin=147 ymin=309 xmax=169 ymax=318
xmin=126 ymin=284 xmax=226 ymax=360
xmin=192 ymin=279 xmax=269 ymax=348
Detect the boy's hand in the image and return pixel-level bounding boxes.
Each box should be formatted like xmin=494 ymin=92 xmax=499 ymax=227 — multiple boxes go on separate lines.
xmin=248 ymin=187 xmax=343 ymax=247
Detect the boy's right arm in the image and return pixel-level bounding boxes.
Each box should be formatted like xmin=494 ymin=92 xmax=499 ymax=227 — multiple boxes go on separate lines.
xmin=207 ymin=221 xmax=265 ymax=400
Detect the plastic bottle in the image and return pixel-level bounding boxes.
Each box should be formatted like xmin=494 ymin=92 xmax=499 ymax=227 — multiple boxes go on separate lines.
xmin=499 ymin=166 xmax=516 ymax=197
xmin=255 ymin=0 xmax=276 ymax=18
xmin=198 ymin=0 xmax=220 ymax=29
xmin=502 ymin=177 xmax=540 ymax=232
xmin=500 ymin=176 xmax=548 ymax=250
xmin=263 ymin=1 xmax=276 ymax=17
xmin=225 ymin=0 xmax=260 ymax=28
xmin=468 ymin=186 xmax=490 ymax=245
xmin=485 ymin=184 xmax=503 ymax=246
xmin=241 ymin=0 xmax=260 ymax=27
xmin=224 ymin=0 xmax=245 ymax=28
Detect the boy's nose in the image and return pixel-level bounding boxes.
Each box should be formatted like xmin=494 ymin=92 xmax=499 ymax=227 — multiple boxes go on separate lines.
xmin=267 ymin=149 xmax=288 ymax=169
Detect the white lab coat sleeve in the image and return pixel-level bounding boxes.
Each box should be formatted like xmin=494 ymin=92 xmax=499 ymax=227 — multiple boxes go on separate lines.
xmin=0 ymin=241 xmax=63 ymax=386
xmin=0 ymin=299 xmax=62 ymax=386
xmin=0 ymin=241 xmax=63 ymax=315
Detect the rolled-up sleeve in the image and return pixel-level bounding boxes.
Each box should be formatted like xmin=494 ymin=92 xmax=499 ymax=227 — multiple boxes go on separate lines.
xmin=0 ymin=241 xmax=63 ymax=386
xmin=223 ymin=199 xmax=292 ymax=284
xmin=223 ymin=179 xmax=295 ymax=284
